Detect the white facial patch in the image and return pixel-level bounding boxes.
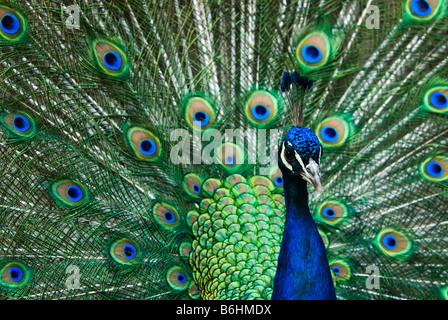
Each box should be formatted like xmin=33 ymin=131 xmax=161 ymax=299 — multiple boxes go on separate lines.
xmin=294 ymin=150 xmax=307 ymax=172
xmin=280 ymin=142 xmax=294 ymax=172
xmin=318 ymin=146 xmax=322 ymax=165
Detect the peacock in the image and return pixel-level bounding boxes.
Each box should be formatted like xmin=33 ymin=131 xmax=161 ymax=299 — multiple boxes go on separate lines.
xmin=0 ymin=0 xmax=447 ymax=301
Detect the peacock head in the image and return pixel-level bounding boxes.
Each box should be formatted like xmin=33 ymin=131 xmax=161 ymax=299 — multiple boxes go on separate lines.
xmin=278 ymin=125 xmax=323 ymax=193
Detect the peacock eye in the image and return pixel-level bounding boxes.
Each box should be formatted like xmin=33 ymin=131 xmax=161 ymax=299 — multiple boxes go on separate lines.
xmin=93 ymin=40 xmax=127 ymax=76
xmin=51 ymin=180 xmax=89 ymax=207
xmin=285 ymin=148 xmax=295 ymax=162
xmin=103 ymin=51 xmax=122 ymax=70
xmin=1 ymin=111 xmax=36 ymax=137
xmin=0 ymin=8 xmax=25 ymax=41
xmin=0 ymin=262 xmax=30 ymax=289
xmin=153 ymin=202 xmax=180 ymax=230
xmin=110 ymin=238 xmax=140 ymax=265
xmin=166 ymin=266 xmax=189 ymax=290
xmin=122 ymin=243 xmax=137 ymax=260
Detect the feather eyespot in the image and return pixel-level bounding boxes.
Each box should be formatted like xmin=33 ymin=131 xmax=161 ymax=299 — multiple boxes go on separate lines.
xmin=301 ymin=45 xmax=323 ymax=64
xmin=423 ymin=87 xmax=448 ymax=113
xmin=316 ymin=201 xmax=348 ymax=226
xmin=179 ymin=242 xmax=193 ymax=258
xmin=193 ymin=111 xmax=209 ymax=126
xmin=66 ymin=184 xmax=83 ymax=202
xmin=268 ymin=167 xmax=284 ymax=190
xmin=110 ymin=239 xmax=140 ymax=265
xmin=216 ymin=143 xmax=244 ymax=171
xmin=296 ymin=32 xmax=330 ymax=70
xmin=252 ymin=104 xmax=270 ymax=120
xmin=0 ymin=262 xmax=30 ymax=289
xmin=13 ymin=114 xmax=30 ymax=131
xmin=184 ymin=96 xmax=215 ymax=131
xmin=0 ymin=7 xmax=25 ymax=40
xmin=427 ymin=160 xmax=443 ymax=177
xmin=316 ymin=117 xmax=349 ymax=147
xmin=126 ymin=127 xmax=161 ymax=161
xmin=153 ymin=202 xmax=180 ymax=230
xmin=322 ymin=207 xmax=336 ymax=218
xmin=382 ymin=234 xmax=397 ymax=250
xmin=164 ymin=210 xmax=176 ymax=223
xmin=182 ymin=173 xmax=203 ymax=199
xmin=1 ymin=111 xmax=36 ymax=137
xmin=412 ymin=0 xmax=432 ymax=15
xmin=1 ymin=13 xmax=19 ymax=34
xmin=406 ymin=0 xmax=441 ymax=20
xmin=188 ymin=282 xmax=200 ymax=299
xmin=245 ymin=91 xmax=279 ymax=127
xmin=51 ymin=180 xmax=89 ymax=208
xmin=202 ymin=178 xmax=222 ymax=196
xmin=329 ymin=260 xmax=351 ymax=281
xmin=421 ymin=156 xmax=448 ymax=181
xmin=430 ymin=91 xmax=447 ymax=108
xmin=331 ymin=265 xmax=340 ymax=275
xmin=103 ymin=51 xmax=122 ymax=70
xmin=139 ymin=139 xmax=157 ymax=156
xmin=166 ymin=266 xmax=189 ymax=290
xmin=93 ymin=40 xmax=127 ymax=76
xmin=274 ymin=176 xmax=283 ymax=186
xmin=375 ymin=229 xmax=413 ymax=258
xmin=320 ymin=126 xmax=338 ymax=142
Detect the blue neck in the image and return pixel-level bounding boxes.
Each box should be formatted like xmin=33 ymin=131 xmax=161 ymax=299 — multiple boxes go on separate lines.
xmin=271 ymin=173 xmax=336 ymax=300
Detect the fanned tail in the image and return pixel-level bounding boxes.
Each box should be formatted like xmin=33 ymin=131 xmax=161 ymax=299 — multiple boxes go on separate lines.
xmin=0 ymin=0 xmax=447 ymax=300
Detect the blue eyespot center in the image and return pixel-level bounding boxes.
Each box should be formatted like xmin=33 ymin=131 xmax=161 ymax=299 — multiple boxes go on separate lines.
xmin=411 ymin=0 xmax=432 ymax=16
xmin=430 ymin=91 xmax=447 ymax=109
xmin=193 ymin=184 xmax=201 ymax=193
xmin=193 ymin=111 xmax=210 ymax=127
xmin=274 ymin=176 xmax=283 ymax=186
xmin=302 ymin=45 xmax=322 ymax=64
xmin=139 ymin=139 xmax=156 ymax=155
xmin=320 ymin=126 xmax=339 ymax=142
xmin=177 ymin=272 xmax=186 ymax=284
xmin=164 ymin=210 xmax=175 ymax=223
xmin=9 ymin=266 xmax=23 ymax=282
xmin=382 ymin=234 xmax=397 ymax=250
xmin=67 ymin=185 xmax=83 ymax=202
xmin=331 ymin=266 xmax=340 ymax=275
xmin=225 ymin=155 xmax=235 ymax=165
xmin=1 ymin=13 xmax=20 ymax=34
xmin=13 ymin=114 xmax=30 ymax=132
xmin=123 ymin=243 xmax=137 ymax=260
xmin=103 ymin=51 xmax=122 ymax=70
xmin=322 ymin=207 xmax=336 ymax=218
xmin=252 ymin=104 xmax=270 ymax=120
xmin=427 ymin=160 xmax=443 ymax=177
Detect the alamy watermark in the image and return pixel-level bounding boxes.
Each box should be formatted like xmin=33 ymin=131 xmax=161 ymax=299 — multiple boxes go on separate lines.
xmin=65 ymin=5 xmax=80 ymax=30
xmin=65 ymin=264 xmax=81 ymax=290
xmin=170 ymin=128 xmax=281 ymax=175
xmin=366 ymin=264 xmax=380 ymax=290
xmin=366 ymin=5 xmax=380 ymax=30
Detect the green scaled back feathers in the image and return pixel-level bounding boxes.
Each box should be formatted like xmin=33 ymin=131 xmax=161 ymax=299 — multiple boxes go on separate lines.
xmin=0 ymin=0 xmax=447 ymax=300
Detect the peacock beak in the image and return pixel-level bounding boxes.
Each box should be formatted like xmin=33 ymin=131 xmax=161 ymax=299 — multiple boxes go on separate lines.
xmin=299 ymin=158 xmax=323 ymax=194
